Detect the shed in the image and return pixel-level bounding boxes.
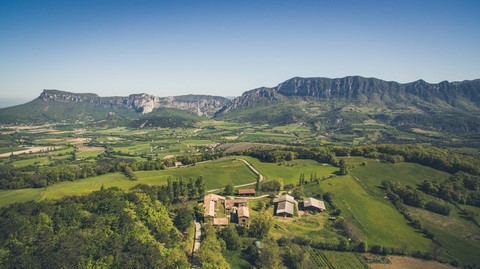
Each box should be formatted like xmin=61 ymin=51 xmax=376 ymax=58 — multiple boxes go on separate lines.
xmin=237 ymin=188 xmax=256 ymax=196
xmin=276 ymin=201 xmax=294 ymax=217
xmin=303 ymin=197 xmax=326 ymax=212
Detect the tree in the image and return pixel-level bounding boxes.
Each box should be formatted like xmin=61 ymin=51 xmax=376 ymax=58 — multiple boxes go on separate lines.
xmin=249 ymin=210 xmax=273 ymax=239
xmin=291 ymin=188 xmax=304 ymax=200
xmin=255 ymin=239 xmax=280 ymax=269
xmin=196 ymin=225 xmax=230 ymax=269
xmin=256 ymin=200 xmax=266 ymax=211
xmin=283 ymin=243 xmax=315 ymax=269
xmin=218 ymin=225 xmax=241 ymax=250
xmin=357 ymin=241 xmax=368 ymax=253
xmin=195 ymin=176 xmax=206 ymax=198
xmin=174 ymin=207 xmax=194 ymax=233
xmin=224 ymin=183 xmax=234 ymax=195
xmin=338 ymin=159 xmax=349 ymax=175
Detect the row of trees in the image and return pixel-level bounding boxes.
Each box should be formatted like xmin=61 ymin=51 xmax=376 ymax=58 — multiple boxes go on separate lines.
xmin=131 ymin=176 xmax=206 ymax=206
xmin=382 ymin=181 xmax=451 ymax=216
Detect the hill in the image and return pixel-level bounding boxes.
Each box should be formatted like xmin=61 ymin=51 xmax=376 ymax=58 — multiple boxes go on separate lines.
xmin=0 ymin=90 xmax=229 ymax=124
xmin=217 ymin=76 xmax=480 ymax=114
xmin=215 ymin=76 xmax=480 ymax=134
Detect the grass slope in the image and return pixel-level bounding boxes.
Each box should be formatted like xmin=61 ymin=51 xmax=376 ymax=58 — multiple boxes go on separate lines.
xmin=322 ymin=175 xmax=432 ymax=252
xmin=0 ymin=158 xmax=257 ymax=207
xmin=408 ymin=206 xmax=480 ymax=265
xmin=236 ymin=156 xmax=338 ymax=185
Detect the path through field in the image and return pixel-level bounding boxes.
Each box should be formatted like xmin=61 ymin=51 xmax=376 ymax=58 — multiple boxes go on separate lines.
xmin=206 ymin=158 xmax=264 ymax=193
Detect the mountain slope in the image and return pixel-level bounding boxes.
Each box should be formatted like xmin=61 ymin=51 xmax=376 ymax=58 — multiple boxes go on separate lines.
xmin=0 ymin=90 xmax=229 ymax=124
xmin=215 ymin=76 xmax=480 ymax=133
xmin=217 ymin=76 xmax=480 ymax=115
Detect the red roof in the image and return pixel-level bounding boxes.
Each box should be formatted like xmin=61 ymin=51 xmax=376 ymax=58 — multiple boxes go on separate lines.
xmin=238 ymin=189 xmax=256 ymax=194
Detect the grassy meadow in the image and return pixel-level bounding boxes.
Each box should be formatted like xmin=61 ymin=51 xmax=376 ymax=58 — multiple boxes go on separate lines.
xmin=322 ymin=175 xmax=432 ymax=252
xmin=408 ymin=206 xmax=480 ymax=265
xmin=236 ymin=156 xmax=338 ymax=185
xmin=0 ymin=157 xmax=257 ymax=207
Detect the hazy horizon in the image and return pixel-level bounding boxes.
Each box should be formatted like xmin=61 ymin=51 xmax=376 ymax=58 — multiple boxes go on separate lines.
xmin=1 ymin=0 xmax=479 ymax=100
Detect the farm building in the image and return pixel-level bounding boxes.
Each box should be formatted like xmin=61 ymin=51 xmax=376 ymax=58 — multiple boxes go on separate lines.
xmin=237 ymin=188 xmax=256 ymax=196
xmin=174 ymin=161 xmax=184 ymax=167
xmin=203 ymin=194 xmax=226 ymax=218
xmin=303 ymin=197 xmax=326 ymax=212
xmin=225 ymin=198 xmax=247 ymax=210
xmin=237 ymin=206 xmax=250 ymax=226
xmin=273 ymin=194 xmax=296 ymax=217
xmin=213 ymin=217 xmax=229 ymax=228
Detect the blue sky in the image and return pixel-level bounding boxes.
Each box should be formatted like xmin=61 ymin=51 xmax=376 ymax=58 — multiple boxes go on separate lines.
xmin=1 ymin=0 xmax=479 ymax=99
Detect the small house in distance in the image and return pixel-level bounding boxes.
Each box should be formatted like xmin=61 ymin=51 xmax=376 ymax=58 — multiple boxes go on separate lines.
xmin=273 ymin=194 xmax=296 ymax=217
xmin=174 ymin=161 xmax=184 ymax=167
xmin=237 ymin=188 xmax=256 ymax=196
xmin=237 ymin=206 xmax=250 ymax=226
xmin=303 ymin=197 xmax=326 ymax=213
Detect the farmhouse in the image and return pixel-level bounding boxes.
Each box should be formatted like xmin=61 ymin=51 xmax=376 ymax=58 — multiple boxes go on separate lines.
xmin=237 ymin=188 xmax=256 ymax=196
xmin=225 ymin=198 xmax=247 ymax=210
xmin=273 ymin=194 xmax=296 ymax=217
xmin=303 ymin=197 xmax=326 ymax=212
xmin=174 ymin=161 xmax=184 ymax=167
xmin=203 ymin=194 xmax=226 ymax=218
xmin=237 ymin=206 xmax=250 ymax=226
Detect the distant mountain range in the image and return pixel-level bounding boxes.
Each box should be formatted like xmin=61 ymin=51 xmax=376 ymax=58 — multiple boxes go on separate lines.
xmin=217 ymin=76 xmax=480 ymax=115
xmin=1 ymin=76 xmax=479 ymax=132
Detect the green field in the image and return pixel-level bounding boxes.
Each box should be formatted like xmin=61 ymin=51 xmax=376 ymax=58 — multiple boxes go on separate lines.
xmin=408 ymin=206 xmax=480 ymax=265
xmin=134 ymin=158 xmax=257 ymax=190
xmin=272 ymin=214 xmax=340 ymax=243
xmin=305 ymin=247 xmax=369 ymax=269
xmin=0 ymin=188 xmax=45 ymax=207
xmin=237 ymin=156 xmax=337 ymax=185
xmin=322 ymin=175 xmax=432 ymax=252
xmin=349 ymin=157 xmax=450 ymax=196
xmin=0 ymin=158 xmax=257 ymax=207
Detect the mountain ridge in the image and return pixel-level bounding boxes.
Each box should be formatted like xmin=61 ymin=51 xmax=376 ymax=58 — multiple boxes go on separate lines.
xmin=39 ymin=89 xmax=229 ymax=116
xmin=216 ymin=76 xmax=480 ymax=115
xmin=1 ymin=76 xmax=479 ymax=126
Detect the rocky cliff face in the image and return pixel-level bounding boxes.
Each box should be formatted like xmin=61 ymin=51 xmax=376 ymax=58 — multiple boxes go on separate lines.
xmin=216 ymin=76 xmax=480 ymax=115
xmin=39 ymin=90 xmax=229 ymax=116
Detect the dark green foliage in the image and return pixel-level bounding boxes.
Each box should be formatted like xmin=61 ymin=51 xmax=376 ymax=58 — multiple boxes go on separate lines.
xmin=217 ymin=225 xmax=241 ymax=250
xmin=248 ymin=210 xmax=273 ymax=239
xmin=420 ymin=172 xmax=480 ymax=207
xmin=338 ymin=159 xmax=349 ymax=175
xmin=283 ymin=243 xmax=315 ymax=269
xmin=424 ymin=200 xmax=451 ymax=216
xmin=196 ymin=225 xmax=230 ymax=269
xmin=0 ymin=157 xmax=167 ymax=190
xmin=174 ymin=207 xmax=194 ymax=233
xmin=260 ymin=179 xmax=283 ymax=192
xmin=224 ymin=183 xmax=235 ymax=195
xmin=382 ymin=181 xmax=425 ymax=208
xmin=0 ymin=187 xmax=189 ymax=268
